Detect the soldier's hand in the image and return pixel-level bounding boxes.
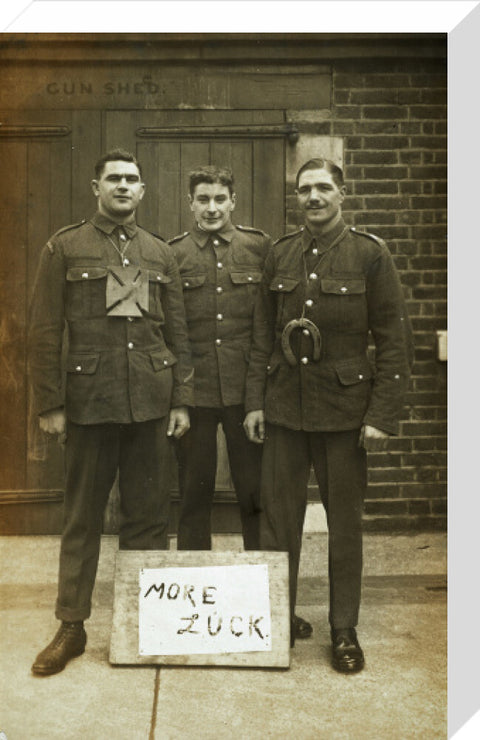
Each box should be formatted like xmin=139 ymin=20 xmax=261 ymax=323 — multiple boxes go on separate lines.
xmin=39 ymin=408 xmax=66 ymax=436
xmin=167 ymin=406 xmax=190 ymax=439
xmin=359 ymin=424 xmax=390 ymax=452
xmin=243 ymin=410 xmax=266 ymax=444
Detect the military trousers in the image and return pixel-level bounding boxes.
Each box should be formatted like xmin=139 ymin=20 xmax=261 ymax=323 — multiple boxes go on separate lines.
xmin=176 ymin=405 xmax=262 ymax=551
xmin=55 ymin=417 xmax=171 ymax=622
xmin=260 ymin=424 xmax=367 ymax=629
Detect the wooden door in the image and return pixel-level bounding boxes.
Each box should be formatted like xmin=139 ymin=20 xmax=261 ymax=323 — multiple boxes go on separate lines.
xmin=0 ymin=108 xmax=286 ymax=534
xmin=0 ymin=110 xmax=102 ymax=533
xmin=103 ymin=110 xmax=286 ymax=532
xmin=105 ymin=110 xmax=286 ymax=237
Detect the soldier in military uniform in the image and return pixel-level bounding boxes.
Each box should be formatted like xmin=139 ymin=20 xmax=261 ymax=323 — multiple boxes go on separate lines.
xmin=29 ymin=149 xmax=193 ymax=675
xmin=170 ymin=165 xmax=312 ymax=640
xmin=244 ymin=158 xmax=414 ymax=670
xmin=169 ymin=165 xmax=270 ymax=553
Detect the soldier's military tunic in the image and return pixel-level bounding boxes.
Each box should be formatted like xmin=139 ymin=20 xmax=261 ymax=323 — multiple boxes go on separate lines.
xmin=246 ymin=218 xmax=414 ymax=627
xmin=29 ymin=211 xmax=193 ymax=622
xmin=170 ymin=223 xmax=272 ymax=550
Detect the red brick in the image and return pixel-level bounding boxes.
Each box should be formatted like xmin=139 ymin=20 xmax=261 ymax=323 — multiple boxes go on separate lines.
xmin=411 ymin=165 xmax=447 ymax=180
xmin=399 ymin=150 xmax=423 ymax=165
xmin=410 ymin=136 xmax=447 ymax=150
xmin=365 ymin=500 xmax=408 ymax=516
xmin=398 ymin=89 xmax=423 ymax=105
xmin=362 ymin=514 xmax=445 ymax=533
xmin=420 ymin=211 xmax=439 ymax=227
xmin=355 ymin=182 xmax=399 ymax=195
xmin=334 ymin=106 xmax=359 ymax=119
xmin=350 ymin=89 xmax=401 ymax=105
xmin=334 ymin=90 xmax=350 ymax=104
xmin=410 ymin=106 xmax=447 ymax=120
xmin=416 ymin=467 xmax=438 ymax=483
xmin=342 ymin=197 xmax=365 ymax=210
xmin=433 ymin=302 xmax=447 ymax=316
xmin=413 ymin=437 xmax=447 ymax=452
xmin=333 ymin=74 xmax=368 ymax=89
xmin=432 ymin=499 xmax=447 ymax=515
xmin=363 ymin=106 xmax=409 ymax=120
xmin=395 ymin=240 xmax=418 ymax=255
xmin=361 ymin=135 xmax=410 ymax=149
xmin=411 ymin=226 xmax=447 ymax=240
xmin=367 ymin=483 xmax=402 ymax=499
xmin=399 ymin=181 xmax=422 ymax=194
xmin=344 ymin=165 xmax=365 ymax=180
xmin=351 ymin=151 xmax=398 ymax=165
xmin=405 ymin=390 xmax=446 ymax=406
xmin=420 ymin=89 xmax=447 ymax=104
xmin=401 ymin=421 xmax=447 ymax=436
xmin=401 ymin=452 xmax=446 ymax=467
xmin=430 ymin=151 xmax=448 ymax=165
xmin=398 ymin=273 xmax=422 ymax=290
xmin=367 ymin=453 xmax=403 ymax=468
xmin=361 ymin=74 xmax=412 ymax=87
xmin=412 ymin=287 xmax=447 ymax=303
xmin=333 ymin=122 xmax=356 ymax=136
xmin=410 ymin=75 xmax=446 ymax=87
xmin=408 ymin=500 xmax=432 ymax=515
xmin=399 ymin=122 xmax=423 ymax=135
xmin=353 ymin=211 xmax=394 ymax=225
xmin=410 ymin=255 xmax=447 ymax=270
xmin=397 ymin=482 xmax=446 ymax=499
xmin=344 ymin=136 xmax=363 ymax=148
xmin=369 ymin=467 xmax=417 ymax=483
xmin=357 ymin=122 xmax=403 ymax=135
xmin=422 ymin=272 xmax=447 ymax=286
xmin=396 ymin=212 xmax=420 ymax=226
xmin=370 ymin=226 xmax=410 ymax=240
xmin=414 ymin=245 xmax=435 ymax=257
xmin=363 ymin=166 xmax=409 ymax=180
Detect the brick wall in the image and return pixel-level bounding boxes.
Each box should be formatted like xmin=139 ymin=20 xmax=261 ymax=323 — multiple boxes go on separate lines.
xmin=287 ymin=58 xmax=447 ymax=531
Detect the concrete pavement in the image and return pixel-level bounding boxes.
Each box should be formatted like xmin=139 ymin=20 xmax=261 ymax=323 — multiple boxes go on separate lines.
xmin=0 ymin=532 xmax=446 ymax=739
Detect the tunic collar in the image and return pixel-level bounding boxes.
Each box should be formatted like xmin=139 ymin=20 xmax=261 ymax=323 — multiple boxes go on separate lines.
xmin=90 ymin=211 xmax=138 ymax=239
xmin=301 ymin=218 xmax=347 ymax=253
xmin=191 ymin=223 xmax=236 ymax=249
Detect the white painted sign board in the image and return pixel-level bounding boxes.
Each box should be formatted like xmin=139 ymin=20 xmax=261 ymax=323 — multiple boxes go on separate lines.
xmin=139 ymin=564 xmax=271 ymax=655
xmin=110 ymin=550 xmax=290 ymax=668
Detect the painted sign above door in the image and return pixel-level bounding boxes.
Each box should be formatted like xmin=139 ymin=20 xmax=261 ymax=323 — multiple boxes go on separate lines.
xmin=0 ymin=64 xmax=331 ymax=110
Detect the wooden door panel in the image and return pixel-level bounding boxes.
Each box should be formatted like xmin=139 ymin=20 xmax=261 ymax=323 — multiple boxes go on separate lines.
xmin=71 ymin=110 xmax=104 ymax=221
xmin=0 ymin=112 xmax=105 ymax=532
xmin=106 ymin=111 xmax=286 ymax=533
xmin=178 ymin=141 xmax=211 ymax=232
xmin=253 ymin=138 xmax=285 ymax=239
xmin=210 ymin=140 xmax=253 ymax=228
xmin=0 ymin=141 xmax=28 ymax=491
xmin=138 ymin=140 xmax=182 ymax=240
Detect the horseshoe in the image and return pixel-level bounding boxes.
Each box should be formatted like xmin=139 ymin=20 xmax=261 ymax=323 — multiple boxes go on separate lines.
xmin=281 ymin=318 xmax=322 ymax=366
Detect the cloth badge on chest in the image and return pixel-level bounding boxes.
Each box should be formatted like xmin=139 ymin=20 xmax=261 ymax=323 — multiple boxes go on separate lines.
xmin=106 ymin=265 xmax=149 ymax=316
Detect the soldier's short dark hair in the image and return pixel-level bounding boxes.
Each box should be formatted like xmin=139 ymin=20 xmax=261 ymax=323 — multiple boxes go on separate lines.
xmin=295 ymin=158 xmax=344 ymax=189
xmin=94 ymin=149 xmax=143 ymax=180
xmin=189 ymin=166 xmax=234 ymax=197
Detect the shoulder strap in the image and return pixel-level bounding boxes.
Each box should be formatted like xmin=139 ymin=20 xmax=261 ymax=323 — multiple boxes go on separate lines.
xmin=350 ymin=227 xmax=384 ymax=245
xmin=236 ymin=224 xmax=267 ymax=237
xmin=274 ymin=227 xmax=303 ymax=246
xmin=168 ymin=231 xmax=190 ymax=245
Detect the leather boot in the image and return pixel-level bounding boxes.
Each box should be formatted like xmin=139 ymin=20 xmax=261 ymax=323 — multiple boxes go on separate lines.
xmin=32 ymin=622 xmax=87 ymax=676
xmin=293 ymin=615 xmax=313 ymax=640
xmin=331 ymin=627 xmax=365 ymax=673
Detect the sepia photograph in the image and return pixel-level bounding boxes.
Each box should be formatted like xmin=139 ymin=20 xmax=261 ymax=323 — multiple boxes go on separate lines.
xmin=0 ymin=2 xmax=473 ymax=737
